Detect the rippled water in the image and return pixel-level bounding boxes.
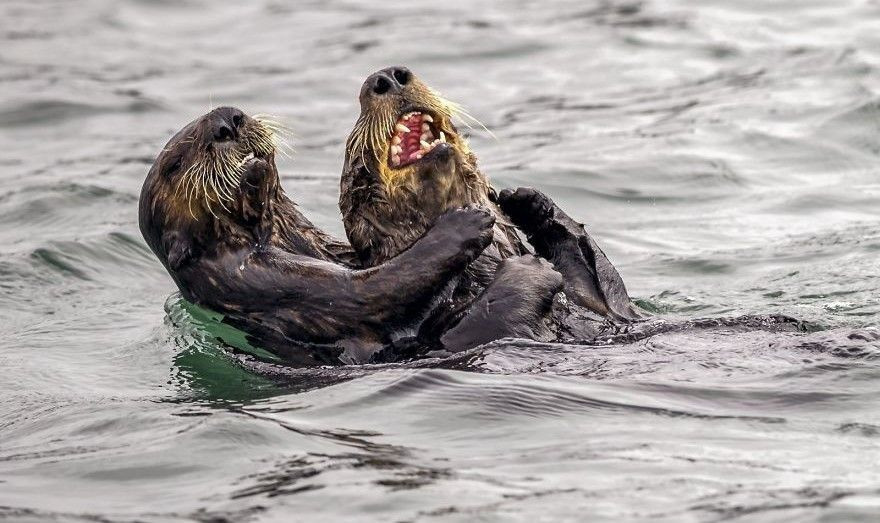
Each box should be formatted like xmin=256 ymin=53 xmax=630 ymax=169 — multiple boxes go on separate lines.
xmin=2 ymin=0 xmax=880 ymax=521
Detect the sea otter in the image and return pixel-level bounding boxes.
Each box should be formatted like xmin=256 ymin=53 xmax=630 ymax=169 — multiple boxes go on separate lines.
xmin=340 ymin=67 xmax=524 ymax=307
xmin=340 ymin=67 xmax=641 ymax=325
xmin=140 ymin=107 xmax=563 ymax=364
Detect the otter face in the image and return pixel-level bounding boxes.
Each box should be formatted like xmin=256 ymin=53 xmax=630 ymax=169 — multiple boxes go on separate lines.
xmin=140 ymin=107 xmax=284 ymax=269
xmin=345 ymin=67 xmax=475 ymax=190
xmin=151 ymin=107 xmax=281 ymax=219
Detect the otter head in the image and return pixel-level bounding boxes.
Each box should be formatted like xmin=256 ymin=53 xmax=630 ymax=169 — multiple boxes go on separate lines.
xmin=344 ymin=67 xmax=483 ymax=200
xmin=139 ymin=106 xmax=282 ymax=272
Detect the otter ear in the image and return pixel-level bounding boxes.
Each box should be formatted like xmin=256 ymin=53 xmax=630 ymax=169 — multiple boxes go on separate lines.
xmin=162 ymin=232 xmax=193 ymax=271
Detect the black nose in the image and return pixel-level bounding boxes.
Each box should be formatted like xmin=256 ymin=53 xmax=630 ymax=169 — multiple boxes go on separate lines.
xmin=214 ymin=121 xmax=234 ymax=142
xmin=366 ymin=66 xmax=411 ymax=96
xmin=210 ymin=107 xmax=246 ymax=142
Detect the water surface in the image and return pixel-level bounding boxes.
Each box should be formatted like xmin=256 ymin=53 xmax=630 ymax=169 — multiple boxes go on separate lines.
xmin=1 ymin=0 xmax=879 ymax=521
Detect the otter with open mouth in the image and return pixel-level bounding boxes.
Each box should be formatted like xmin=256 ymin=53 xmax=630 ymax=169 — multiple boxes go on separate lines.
xmin=340 ymin=67 xmax=643 ymax=335
xmin=340 ymin=67 xmax=526 ymax=305
xmin=140 ymin=106 xmax=564 ymax=364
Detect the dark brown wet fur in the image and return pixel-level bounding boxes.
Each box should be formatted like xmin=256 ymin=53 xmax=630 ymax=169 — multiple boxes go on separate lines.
xmin=340 ymin=67 xmax=526 ymax=306
xmin=498 ymin=187 xmax=644 ymax=322
xmin=140 ymin=107 xmax=504 ymax=365
xmin=340 ymin=67 xmax=642 ymax=328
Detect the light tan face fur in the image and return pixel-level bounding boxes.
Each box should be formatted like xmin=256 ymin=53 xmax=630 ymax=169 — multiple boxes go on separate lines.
xmin=345 ymin=74 xmax=475 ymax=191
xmin=158 ymin=114 xmax=281 ymax=221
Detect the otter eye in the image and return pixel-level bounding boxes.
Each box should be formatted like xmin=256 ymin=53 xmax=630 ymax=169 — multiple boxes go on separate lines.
xmin=393 ymin=68 xmax=410 ymax=85
xmin=167 ymin=157 xmax=182 ymax=175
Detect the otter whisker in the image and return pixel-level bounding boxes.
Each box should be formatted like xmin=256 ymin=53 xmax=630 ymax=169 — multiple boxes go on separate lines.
xmin=261 ymin=130 xmax=294 ymax=159
xmin=253 ymin=113 xmax=292 ymax=130
xmin=275 ymin=142 xmax=295 ymax=160
xmin=202 ymin=167 xmax=223 ymax=220
xmin=171 ymin=118 xmax=282 ymax=215
xmin=443 ymin=98 xmax=497 ymax=140
xmin=255 ymin=120 xmax=292 ymax=137
xmin=180 ymin=162 xmax=202 ymax=219
xmin=348 ymin=106 xmax=401 ymax=176
xmin=214 ymin=180 xmax=233 ymax=213
xmin=202 ymin=170 xmax=213 ymax=203
xmin=234 ymin=152 xmax=256 ymax=170
xmin=214 ymin=172 xmax=235 ymax=204
xmin=215 ymin=150 xmax=242 ymax=205
xmin=262 ymin=123 xmax=293 ymax=142
xmin=252 ymin=115 xmax=294 ymax=153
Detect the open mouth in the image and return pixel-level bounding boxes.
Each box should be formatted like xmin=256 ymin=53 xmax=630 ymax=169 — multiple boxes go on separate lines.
xmin=237 ymin=151 xmax=259 ymax=170
xmin=388 ymin=111 xmax=447 ymax=168
xmin=235 ymin=146 xmax=273 ymax=169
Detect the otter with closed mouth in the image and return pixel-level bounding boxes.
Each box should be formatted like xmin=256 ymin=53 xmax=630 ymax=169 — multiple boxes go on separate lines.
xmin=139 ymin=106 xmax=563 ymax=364
xmin=340 ymin=67 xmax=643 ymax=344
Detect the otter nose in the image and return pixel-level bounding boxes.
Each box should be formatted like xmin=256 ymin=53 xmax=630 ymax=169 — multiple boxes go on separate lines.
xmin=210 ymin=107 xmax=246 ymax=142
xmin=213 ymin=120 xmax=235 ymax=142
xmin=367 ymin=66 xmax=411 ymax=96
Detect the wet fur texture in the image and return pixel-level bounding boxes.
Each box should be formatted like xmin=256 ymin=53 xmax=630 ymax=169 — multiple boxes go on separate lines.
xmin=141 ymin=107 xmax=575 ymax=365
xmin=340 ymin=67 xmax=526 ymax=304
xmin=340 ymin=67 xmax=640 ymax=327
xmin=499 ymin=187 xmax=643 ymax=322
xmin=140 ymin=107 xmax=503 ymax=365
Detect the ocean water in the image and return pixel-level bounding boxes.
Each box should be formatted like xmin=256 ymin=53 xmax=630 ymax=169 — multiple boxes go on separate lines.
xmin=1 ymin=0 xmax=880 ymax=521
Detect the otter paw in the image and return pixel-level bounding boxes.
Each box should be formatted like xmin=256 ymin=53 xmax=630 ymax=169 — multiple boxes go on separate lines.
xmin=238 ymin=158 xmax=275 ymax=223
xmin=240 ymin=158 xmax=272 ymax=194
xmin=435 ymin=206 xmax=496 ymax=259
xmin=498 ymin=187 xmax=556 ymax=233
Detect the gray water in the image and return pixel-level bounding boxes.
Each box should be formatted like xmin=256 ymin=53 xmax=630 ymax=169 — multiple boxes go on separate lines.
xmin=2 ymin=0 xmax=880 ymax=521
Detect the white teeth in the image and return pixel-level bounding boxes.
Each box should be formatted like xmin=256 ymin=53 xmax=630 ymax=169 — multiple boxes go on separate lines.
xmin=237 ymin=152 xmax=255 ymax=168
xmin=388 ymin=117 xmax=448 ymax=164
